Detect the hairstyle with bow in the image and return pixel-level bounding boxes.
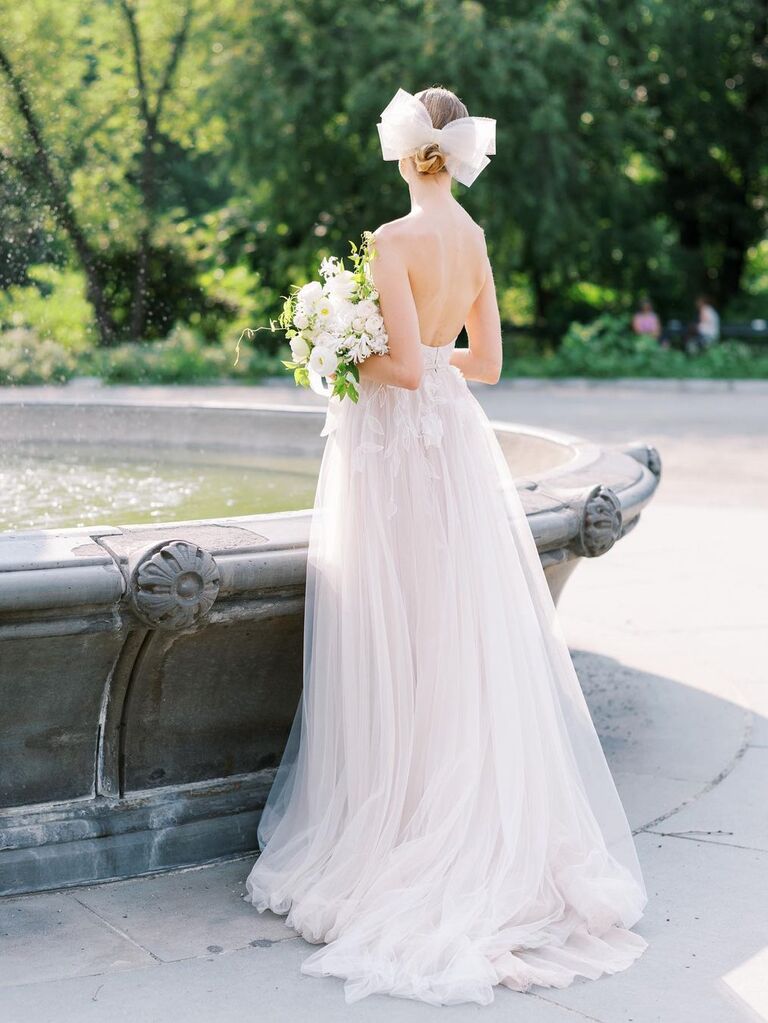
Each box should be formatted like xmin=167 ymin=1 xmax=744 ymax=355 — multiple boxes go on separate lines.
xmin=376 ymin=87 xmax=496 ymax=188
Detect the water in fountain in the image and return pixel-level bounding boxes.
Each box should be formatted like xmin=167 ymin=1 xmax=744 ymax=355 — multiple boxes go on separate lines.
xmin=0 ymin=442 xmax=319 ymax=532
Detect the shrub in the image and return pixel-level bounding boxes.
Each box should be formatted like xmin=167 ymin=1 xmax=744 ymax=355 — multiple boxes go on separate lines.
xmin=557 ymin=315 xmax=687 ymax=377
xmin=0 ymin=328 xmax=79 ymax=384
xmin=84 ymin=325 xmax=283 ymax=384
xmin=690 ymin=340 xmax=768 ymax=379
xmin=0 ymin=266 xmax=96 ymax=351
xmin=504 ymin=315 xmax=768 ymax=379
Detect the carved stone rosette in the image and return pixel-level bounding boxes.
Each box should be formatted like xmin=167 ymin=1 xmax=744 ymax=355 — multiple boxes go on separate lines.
xmin=573 ymin=485 xmax=623 ymax=558
xmin=130 ymin=539 xmax=220 ymax=630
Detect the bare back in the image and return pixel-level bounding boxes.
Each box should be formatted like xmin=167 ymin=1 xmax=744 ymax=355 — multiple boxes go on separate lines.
xmin=368 ymin=195 xmax=502 ymax=387
xmin=376 ymin=202 xmax=487 ymax=346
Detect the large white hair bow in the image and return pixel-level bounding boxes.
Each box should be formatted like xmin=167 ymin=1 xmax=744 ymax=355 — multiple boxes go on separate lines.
xmin=377 ymin=88 xmax=496 ymax=187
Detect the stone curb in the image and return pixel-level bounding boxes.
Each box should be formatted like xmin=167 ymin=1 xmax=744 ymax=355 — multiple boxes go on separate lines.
xmin=484 ymin=377 xmax=768 ymax=393
xmin=3 ymin=375 xmax=768 ymax=398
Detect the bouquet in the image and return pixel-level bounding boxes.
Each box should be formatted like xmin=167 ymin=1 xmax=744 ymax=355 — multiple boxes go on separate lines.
xmin=235 ymin=231 xmax=388 ymax=403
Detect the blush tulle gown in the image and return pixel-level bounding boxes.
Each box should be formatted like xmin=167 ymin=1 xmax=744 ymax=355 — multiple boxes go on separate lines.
xmin=244 ymin=339 xmax=648 ymax=1005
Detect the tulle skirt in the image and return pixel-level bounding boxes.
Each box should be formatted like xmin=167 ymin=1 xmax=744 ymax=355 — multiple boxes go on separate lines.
xmin=244 ymin=340 xmax=648 ymax=1005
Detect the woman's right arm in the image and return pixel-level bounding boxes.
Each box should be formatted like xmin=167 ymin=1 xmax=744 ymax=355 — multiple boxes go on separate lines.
xmin=451 ymin=250 xmax=502 ymax=385
xmin=357 ymin=227 xmax=424 ymax=390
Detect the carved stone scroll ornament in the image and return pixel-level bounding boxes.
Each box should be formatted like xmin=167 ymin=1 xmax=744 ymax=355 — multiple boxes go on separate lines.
xmin=130 ymin=539 xmax=220 ymax=630
xmin=573 ymin=485 xmax=623 ymax=558
xmin=623 ymin=442 xmax=662 ymax=480
xmin=644 ymin=445 xmax=662 ymax=479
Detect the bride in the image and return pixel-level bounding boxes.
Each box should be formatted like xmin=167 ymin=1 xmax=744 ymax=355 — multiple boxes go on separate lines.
xmin=244 ymin=86 xmax=648 ymax=1006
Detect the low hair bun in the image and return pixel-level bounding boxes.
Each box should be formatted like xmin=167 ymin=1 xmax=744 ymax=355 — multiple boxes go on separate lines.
xmin=414 ymin=142 xmax=446 ymax=175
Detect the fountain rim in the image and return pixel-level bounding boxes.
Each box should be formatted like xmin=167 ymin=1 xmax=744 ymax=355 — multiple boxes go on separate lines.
xmin=0 ymin=395 xmax=602 ymax=527
xmin=0 ymin=396 xmax=660 ymax=594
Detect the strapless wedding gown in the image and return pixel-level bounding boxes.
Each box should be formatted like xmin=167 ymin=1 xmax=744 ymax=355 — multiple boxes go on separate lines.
xmin=244 ymin=339 xmax=648 ymax=1006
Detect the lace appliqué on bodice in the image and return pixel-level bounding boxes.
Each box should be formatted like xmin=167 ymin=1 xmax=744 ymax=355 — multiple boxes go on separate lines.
xmin=320 ymin=344 xmax=469 ymax=518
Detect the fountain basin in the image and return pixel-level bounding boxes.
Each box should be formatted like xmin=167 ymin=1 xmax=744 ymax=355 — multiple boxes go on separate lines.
xmin=0 ymin=397 xmax=661 ymax=894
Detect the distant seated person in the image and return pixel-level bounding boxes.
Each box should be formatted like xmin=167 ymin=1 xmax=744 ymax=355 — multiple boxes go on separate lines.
xmin=632 ymin=298 xmax=661 ymax=339
xmin=686 ymin=295 xmax=720 ymax=352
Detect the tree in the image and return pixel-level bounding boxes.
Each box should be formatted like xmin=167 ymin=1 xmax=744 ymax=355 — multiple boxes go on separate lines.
xmin=214 ymin=0 xmax=661 ymax=327
xmin=604 ymin=0 xmax=768 ymax=309
xmin=1 ymin=0 xmax=765 ymax=344
xmin=0 ymin=0 xmax=212 ymax=343
xmin=0 ymin=38 xmax=118 ymax=342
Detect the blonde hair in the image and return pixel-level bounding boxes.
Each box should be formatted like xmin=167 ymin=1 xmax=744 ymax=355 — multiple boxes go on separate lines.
xmin=412 ymin=86 xmax=469 ymax=176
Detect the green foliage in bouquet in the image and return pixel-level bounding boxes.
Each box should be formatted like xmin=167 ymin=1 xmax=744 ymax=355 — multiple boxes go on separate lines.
xmin=235 ymin=232 xmax=387 ymax=404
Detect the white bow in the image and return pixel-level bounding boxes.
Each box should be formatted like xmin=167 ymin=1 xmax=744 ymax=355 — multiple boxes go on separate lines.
xmin=377 ymin=88 xmax=496 ymax=187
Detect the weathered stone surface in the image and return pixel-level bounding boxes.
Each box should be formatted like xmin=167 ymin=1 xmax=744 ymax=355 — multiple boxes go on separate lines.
xmin=121 ymin=614 xmax=305 ymax=792
xmin=0 ymin=630 xmax=126 ymax=808
xmin=0 ymin=891 xmax=155 ymax=988
xmin=541 ymin=834 xmax=768 ymax=1023
xmin=71 ymin=857 xmax=295 ymax=961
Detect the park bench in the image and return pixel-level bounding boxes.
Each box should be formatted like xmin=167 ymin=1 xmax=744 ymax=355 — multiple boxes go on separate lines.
xmin=664 ymin=318 xmax=768 ymax=347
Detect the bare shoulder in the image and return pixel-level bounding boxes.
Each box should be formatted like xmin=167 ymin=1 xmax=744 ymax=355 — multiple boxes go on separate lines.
xmin=468 ymin=213 xmax=492 ymax=268
xmin=370 ymin=221 xmax=418 ymax=279
xmin=373 ymin=208 xmax=487 ymax=277
xmin=464 ymin=211 xmax=488 ymax=251
xmin=372 ymin=218 xmax=413 ymax=254
xmin=455 ymin=212 xmax=490 ymax=288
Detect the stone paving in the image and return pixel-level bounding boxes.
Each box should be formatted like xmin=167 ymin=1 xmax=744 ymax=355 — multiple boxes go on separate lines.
xmin=1 ymin=378 xmax=766 ymax=1022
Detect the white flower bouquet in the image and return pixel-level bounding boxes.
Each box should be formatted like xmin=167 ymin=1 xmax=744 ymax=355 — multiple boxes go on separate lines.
xmin=236 ymin=232 xmax=388 ymax=403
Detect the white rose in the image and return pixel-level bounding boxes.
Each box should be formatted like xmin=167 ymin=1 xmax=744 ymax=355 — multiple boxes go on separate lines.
xmin=297 ymin=281 xmax=322 ymax=310
xmin=331 ymin=297 xmax=354 ymax=326
xmin=327 ymin=270 xmax=356 ymax=301
xmin=309 ymin=346 xmax=339 ymax=376
xmin=365 ymin=314 xmax=384 ymax=334
xmin=352 ymin=316 xmax=365 ymax=332
xmin=293 ymin=310 xmax=310 ymax=330
xmin=315 ymin=331 xmax=336 ymax=349
xmin=356 ymin=299 xmax=376 ymax=319
xmin=289 ymin=336 xmax=311 ymax=361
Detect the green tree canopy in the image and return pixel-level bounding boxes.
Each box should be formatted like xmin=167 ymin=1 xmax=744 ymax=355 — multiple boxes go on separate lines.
xmin=1 ymin=0 xmax=766 ymax=348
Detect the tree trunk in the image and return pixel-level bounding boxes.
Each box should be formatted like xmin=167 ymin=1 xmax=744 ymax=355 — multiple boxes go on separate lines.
xmin=129 ymin=119 xmax=156 ymax=341
xmin=0 ymin=45 xmax=118 ymax=345
xmin=121 ymin=1 xmax=192 ymax=341
xmin=530 ymin=265 xmax=553 ymax=328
